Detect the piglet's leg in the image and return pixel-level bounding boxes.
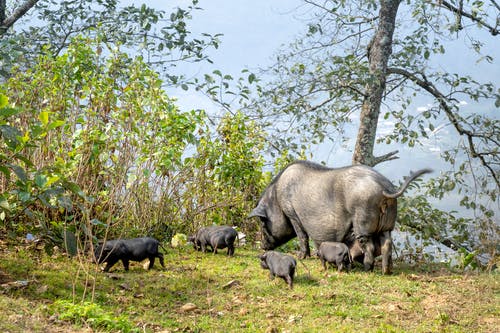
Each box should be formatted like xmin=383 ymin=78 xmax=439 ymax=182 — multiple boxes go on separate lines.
xmin=337 ymin=261 xmax=343 ymax=272
xmin=148 ymin=257 xmax=156 ymax=269
xmin=122 ymin=259 xmax=130 ymax=271
xmin=103 ymin=259 xmax=117 ymax=272
xmin=157 ymin=253 xmax=165 ymax=268
xmin=321 ymin=259 xmax=327 ymax=271
xmin=285 ymin=276 xmax=293 ymax=289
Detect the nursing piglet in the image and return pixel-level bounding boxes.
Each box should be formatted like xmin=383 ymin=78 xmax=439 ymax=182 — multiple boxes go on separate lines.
xmin=317 ymin=241 xmax=351 ymax=272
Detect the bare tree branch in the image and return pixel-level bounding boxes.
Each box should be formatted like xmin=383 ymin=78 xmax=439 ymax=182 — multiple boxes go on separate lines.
xmin=438 ymin=0 xmax=500 ymax=35
xmin=373 ymin=150 xmax=400 ymax=165
xmin=388 ymin=67 xmax=500 ymax=188
xmin=0 ymin=0 xmax=39 ymax=35
xmin=489 ymin=0 xmax=500 ymax=11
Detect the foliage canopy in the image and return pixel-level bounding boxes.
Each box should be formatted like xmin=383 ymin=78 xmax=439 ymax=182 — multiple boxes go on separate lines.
xmin=195 ymin=0 xmax=499 ymax=260
xmin=0 ymin=0 xmax=498 ymax=266
xmin=0 ymin=34 xmax=265 ymax=250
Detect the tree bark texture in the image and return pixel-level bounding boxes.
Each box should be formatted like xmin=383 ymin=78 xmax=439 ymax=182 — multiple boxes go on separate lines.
xmin=352 ymin=0 xmax=401 ymax=166
xmin=0 ymin=0 xmax=39 ymax=35
xmin=0 ymin=0 xmax=6 ymax=26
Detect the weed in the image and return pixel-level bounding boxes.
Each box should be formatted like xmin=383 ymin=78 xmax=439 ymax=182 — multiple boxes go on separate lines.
xmin=48 ymin=300 xmax=138 ymax=332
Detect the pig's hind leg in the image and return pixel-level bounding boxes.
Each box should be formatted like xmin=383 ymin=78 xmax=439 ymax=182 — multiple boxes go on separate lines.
xmin=157 ymin=253 xmax=165 ymax=268
xmin=122 ymin=259 xmax=130 ymax=271
xmin=227 ymin=245 xmax=235 ymax=256
xmin=285 ymin=275 xmax=293 ymax=289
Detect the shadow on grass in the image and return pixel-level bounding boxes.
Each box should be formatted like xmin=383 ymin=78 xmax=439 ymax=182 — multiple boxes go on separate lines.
xmin=391 ymin=260 xmax=465 ymax=277
xmin=294 ymin=273 xmax=320 ymax=287
xmin=343 ymin=258 xmax=466 ymax=278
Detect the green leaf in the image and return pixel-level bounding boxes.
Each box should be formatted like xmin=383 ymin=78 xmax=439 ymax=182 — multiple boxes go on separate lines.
xmin=10 ymin=164 xmax=27 ymax=182
xmin=0 ymin=196 xmax=10 ymax=210
xmin=46 ymin=175 xmax=60 ymax=187
xmin=35 ymin=174 xmax=47 ymax=188
xmin=0 ymin=125 xmax=22 ymax=149
xmin=47 ymin=120 xmax=65 ymax=130
xmin=64 ymin=181 xmax=85 ymax=198
xmin=30 ymin=124 xmax=45 ymax=139
xmin=0 ymin=94 xmax=8 ymax=109
xmin=0 ymin=166 xmax=11 ymax=179
xmin=91 ymin=218 xmax=107 ymax=227
xmin=57 ymin=195 xmax=73 ymax=211
xmin=14 ymin=154 xmax=34 ymax=168
xmin=39 ymin=111 xmax=49 ymax=126
xmin=18 ymin=191 xmax=31 ymax=202
xmin=0 ymin=107 xmax=19 ymax=118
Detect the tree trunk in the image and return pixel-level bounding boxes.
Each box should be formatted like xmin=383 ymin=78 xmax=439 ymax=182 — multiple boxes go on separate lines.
xmin=352 ymin=0 xmax=401 ymax=166
xmin=0 ymin=0 xmax=6 ymax=27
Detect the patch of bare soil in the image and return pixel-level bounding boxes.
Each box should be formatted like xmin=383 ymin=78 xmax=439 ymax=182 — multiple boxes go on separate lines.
xmin=419 ymin=274 xmax=498 ymax=331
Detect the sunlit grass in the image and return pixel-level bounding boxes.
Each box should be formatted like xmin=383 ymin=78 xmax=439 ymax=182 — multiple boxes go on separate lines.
xmin=0 ymin=244 xmax=498 ymax=332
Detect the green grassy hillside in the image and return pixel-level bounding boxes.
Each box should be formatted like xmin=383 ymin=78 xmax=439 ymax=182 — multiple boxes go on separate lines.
xmin=0 ymin=241 xmax=498 ymax=332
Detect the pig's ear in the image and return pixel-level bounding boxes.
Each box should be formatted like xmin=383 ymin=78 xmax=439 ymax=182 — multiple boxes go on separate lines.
xmin=248 ymin=203 xmax=267 ymax=218
xmin=258 ymin=253 xmax=266 ymax=260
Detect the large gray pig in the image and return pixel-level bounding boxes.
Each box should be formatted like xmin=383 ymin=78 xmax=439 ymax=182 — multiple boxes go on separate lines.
xmin=94 ymin=237 xmax=165 ymax=272
xmin=249 ymin=160 xmax=431 ymax=274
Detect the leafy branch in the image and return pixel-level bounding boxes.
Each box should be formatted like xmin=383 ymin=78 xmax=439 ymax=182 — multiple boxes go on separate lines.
xmin=388 ymin=66 xmax=499 ymax=189
xmin=436 ymin=0 xmax=500 ymax=35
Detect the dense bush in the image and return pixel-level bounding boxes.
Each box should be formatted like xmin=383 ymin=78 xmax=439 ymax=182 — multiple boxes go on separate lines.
xmin=0 ymin=36 xmax=266 ymax=251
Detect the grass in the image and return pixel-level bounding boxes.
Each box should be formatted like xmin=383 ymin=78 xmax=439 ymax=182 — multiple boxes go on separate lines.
xmin=0 ymin=241 xmax=498 ymax=332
